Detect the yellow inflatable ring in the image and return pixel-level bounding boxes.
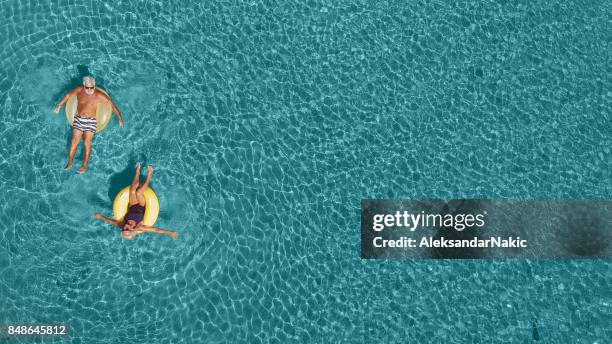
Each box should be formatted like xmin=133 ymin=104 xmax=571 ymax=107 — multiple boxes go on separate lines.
xmin=65 ymin=87 xmax=113 ymax=133
xmin=112 ymin=186 xmax=160 ymax=226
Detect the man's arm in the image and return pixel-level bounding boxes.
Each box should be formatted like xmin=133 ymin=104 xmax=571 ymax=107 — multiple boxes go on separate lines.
xmin=99 ymin=92 xmax=123 ymax=127
xmin=138 ymin=225 xmax=178 ymax=238
xmin=54 ymin=87 xmax=81 ymax=113
xmin=94 ymin=212 xmax=120 ymax=228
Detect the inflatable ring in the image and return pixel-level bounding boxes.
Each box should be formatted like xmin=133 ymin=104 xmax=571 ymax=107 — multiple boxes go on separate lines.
xmin=112 ymin=186 xmax=160 ymax=226
xmin=65 ymin=87 xmax=113 ymax=133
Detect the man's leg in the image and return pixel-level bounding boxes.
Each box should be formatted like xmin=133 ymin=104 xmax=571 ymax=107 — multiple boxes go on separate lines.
xmin=77 ymin=131 xmax=94 ymax=173
xmin=65 ymin=128 xmax=83 ymax=169
xmin=136 ymin=166 xmax=153 ymax=206
xmin=129 ymin=163 xmax=141 ymax=206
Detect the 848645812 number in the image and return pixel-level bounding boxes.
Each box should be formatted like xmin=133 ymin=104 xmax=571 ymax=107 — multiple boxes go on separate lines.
xmin=1 ymin=324 xmax=68 ymax=338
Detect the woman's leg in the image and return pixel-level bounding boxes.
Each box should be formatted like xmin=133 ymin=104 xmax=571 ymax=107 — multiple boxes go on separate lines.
xmin=135 ymin=166 xmax=153 ymax=206
xmin=129 ymin=163 xmax=141 ymax=206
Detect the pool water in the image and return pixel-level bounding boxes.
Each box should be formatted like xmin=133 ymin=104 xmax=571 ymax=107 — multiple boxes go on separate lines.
xmin=0 ymin=0 xmax=610 ymax=343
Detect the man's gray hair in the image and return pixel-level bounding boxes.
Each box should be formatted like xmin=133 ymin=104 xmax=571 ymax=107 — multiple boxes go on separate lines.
xmin=83 ymin=76 xmax=95 ymax=85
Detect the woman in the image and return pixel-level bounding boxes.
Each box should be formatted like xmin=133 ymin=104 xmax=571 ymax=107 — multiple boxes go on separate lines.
xmin=94 ymin=163 xmax=177 ymax=240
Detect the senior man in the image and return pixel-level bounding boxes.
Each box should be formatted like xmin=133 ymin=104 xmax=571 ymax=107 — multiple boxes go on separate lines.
xmin=54 ymin=76 xmax=123 ymax=173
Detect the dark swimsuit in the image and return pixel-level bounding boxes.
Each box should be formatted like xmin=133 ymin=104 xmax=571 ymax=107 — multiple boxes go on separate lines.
xmin=123 ymin=204 xmax=145 ymax=230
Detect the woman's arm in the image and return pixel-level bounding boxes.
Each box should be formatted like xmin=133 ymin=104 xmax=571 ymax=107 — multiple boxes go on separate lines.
xmin=93 ymin=212 xmax=120 ymax=228
xmin=138 ymin=225 xmax=178 ymax=238
xmin=54 ymin=87 xmax=80 ymax=113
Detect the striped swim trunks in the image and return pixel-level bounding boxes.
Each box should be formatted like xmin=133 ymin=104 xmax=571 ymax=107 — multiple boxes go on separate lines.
xmin=73 ymin=115 xmax=97 ymax=133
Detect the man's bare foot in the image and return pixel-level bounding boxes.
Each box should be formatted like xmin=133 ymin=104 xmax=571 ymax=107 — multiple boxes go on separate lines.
xmin=136 ymin=162 xmax=141 ymax=170
xmin=64 ymin=162 xmax=73 ymax=170
xmin=77 ymin=165 xmax=88 ymax=174
xmin=147 ymin=166 xmax=153 ymax=175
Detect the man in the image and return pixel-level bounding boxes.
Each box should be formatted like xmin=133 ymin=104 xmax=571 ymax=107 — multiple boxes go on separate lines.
xmin=54 ymin=76 xmax=123 ymax=173
xmin=94 ymin=163 xmax=178 ymax=240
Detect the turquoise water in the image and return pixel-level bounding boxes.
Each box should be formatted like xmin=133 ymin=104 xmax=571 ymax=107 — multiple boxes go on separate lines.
xmin=0 ymin=0 xmax=611 ymax=343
